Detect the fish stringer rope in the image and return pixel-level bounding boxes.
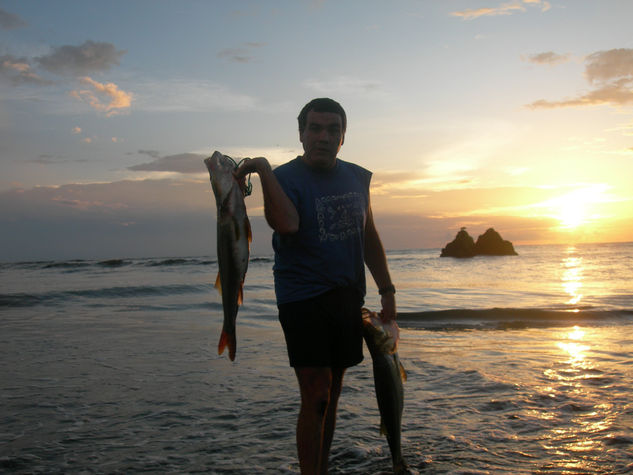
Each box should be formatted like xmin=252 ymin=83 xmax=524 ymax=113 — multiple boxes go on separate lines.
xmin=225 ymin=155 xmax=253 ymax=197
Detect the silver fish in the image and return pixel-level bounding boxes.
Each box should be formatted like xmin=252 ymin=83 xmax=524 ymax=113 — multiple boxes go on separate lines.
xmin=204 ymin=151 xmax=251 ymax=361
xmin=362 ymin=308 xmax=410 ymax=474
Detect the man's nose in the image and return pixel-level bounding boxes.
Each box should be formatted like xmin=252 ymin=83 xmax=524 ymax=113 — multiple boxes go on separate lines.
xmin=317 ymin=129 xmax=331 ymax=142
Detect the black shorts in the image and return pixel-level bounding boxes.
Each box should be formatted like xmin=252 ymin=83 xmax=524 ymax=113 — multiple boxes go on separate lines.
xmin=278 ymin=287 xmax=364 ymax=368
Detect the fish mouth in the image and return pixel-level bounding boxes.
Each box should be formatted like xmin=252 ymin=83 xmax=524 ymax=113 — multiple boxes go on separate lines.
xmin=362 ymin=307 xmax=400 ymax=353
xmin=361 ymin=308 xmax=377 ymax=326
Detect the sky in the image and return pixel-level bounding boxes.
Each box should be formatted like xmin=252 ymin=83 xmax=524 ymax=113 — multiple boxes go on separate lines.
xmin=1 ymin=0 xmax=633 ymax=261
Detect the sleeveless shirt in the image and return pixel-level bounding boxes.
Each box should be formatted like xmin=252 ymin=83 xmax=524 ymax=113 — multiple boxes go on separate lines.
xmin=272 ymin=156 xmax=372 ymax=305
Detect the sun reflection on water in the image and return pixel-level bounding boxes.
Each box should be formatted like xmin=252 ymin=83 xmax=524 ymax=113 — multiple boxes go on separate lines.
xmin=537 ymin=326 xmax=616 ymax=472
xmin=561 ymin=246 xmax=584 ymax=309
xmin=557 ymin=341 xmax=588 ymax=361
xmin=556 ymin=326 xmax=593 ymax=376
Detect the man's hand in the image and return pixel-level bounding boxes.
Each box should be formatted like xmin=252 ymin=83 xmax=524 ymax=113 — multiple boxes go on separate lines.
xmin=233 ymin=156 xmax=299 ymax=234
xmin=234 ymin=157 xmax=269 ymax=179
xmin=233 ymin=157 xmax=269 ymax=194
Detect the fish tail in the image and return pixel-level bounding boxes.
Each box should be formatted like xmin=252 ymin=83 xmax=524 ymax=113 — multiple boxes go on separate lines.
xmin=218 ymin=330 xmax=237 ymax=361
xmin=218 ymin=331 xmax=228 ymax=356
xmin=214 ymin=273 xmax=222 ymax=293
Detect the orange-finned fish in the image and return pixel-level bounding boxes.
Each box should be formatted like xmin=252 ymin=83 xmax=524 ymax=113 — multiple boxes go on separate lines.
xmin=204 ymin=151 xmax=251 ymax=361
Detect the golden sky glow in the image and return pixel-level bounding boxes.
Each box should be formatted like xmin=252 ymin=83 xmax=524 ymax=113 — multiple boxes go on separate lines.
xmin=1 ymin=1 xmax=632 ymax=259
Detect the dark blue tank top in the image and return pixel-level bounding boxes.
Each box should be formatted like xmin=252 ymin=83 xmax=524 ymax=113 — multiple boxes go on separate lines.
xmin=272 ymin=157 xmax=372 ymax=305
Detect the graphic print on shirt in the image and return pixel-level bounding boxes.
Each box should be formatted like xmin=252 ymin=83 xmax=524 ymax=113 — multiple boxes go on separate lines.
xmin=315 ymin=192 xmax=365 ymax=242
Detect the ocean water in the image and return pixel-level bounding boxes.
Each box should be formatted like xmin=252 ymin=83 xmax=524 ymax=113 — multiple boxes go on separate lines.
xmin=1 ymin=243 xmax=632 ymax=473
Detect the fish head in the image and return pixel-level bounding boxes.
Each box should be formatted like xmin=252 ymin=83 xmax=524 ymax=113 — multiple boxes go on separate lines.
xmin=204 ymin=151 xmax=238 ymax=205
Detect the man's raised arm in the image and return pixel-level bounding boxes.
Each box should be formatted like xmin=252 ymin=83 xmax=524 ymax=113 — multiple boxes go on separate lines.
xmin=235 ymin=157 xmax=299 ymax=235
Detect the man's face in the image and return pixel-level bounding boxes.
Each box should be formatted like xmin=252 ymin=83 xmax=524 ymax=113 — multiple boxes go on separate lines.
xmin=300 ymin=110 xmax=345 ymax=169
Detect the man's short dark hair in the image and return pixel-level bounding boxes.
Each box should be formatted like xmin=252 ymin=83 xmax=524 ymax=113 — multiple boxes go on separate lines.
xmin=297 ymin=98 xmax=347 ymax=135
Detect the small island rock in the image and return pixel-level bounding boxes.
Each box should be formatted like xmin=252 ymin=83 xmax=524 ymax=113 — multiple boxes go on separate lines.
xmin=440 ymin=227 xmax=517 ymax=257
xmin=440 ymin=227 xmax=476 ymax=258
xmin=474 ymin=228 xmax=518 ymax=256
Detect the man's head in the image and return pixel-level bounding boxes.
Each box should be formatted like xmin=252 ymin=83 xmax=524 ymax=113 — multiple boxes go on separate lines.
xmin=298 ymin=98 xmax=346 ymax=169
xmin=297 ymin=98 xmax=347 ymax=135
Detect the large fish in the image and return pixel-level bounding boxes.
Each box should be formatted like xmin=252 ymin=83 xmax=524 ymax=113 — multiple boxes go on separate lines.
xmin=362 ymin=308 xmax=410 ymax=474
xmin=204 ymin=151 xmax=251 ymax=361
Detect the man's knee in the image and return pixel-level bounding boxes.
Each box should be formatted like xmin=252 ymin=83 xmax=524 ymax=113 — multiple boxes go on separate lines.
xmin=296 ymin=368 xmax=332 ymax=414
xmin=303 ymin=387 xmax=331 ymax=418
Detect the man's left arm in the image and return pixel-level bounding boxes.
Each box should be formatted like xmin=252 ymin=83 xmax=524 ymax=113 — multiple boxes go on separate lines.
xmin=364 ymin=204 xmax=396 ymax=322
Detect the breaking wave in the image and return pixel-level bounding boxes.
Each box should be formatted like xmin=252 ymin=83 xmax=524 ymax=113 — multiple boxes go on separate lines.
xmin=398 ymin=307 xmax=633 ymax=330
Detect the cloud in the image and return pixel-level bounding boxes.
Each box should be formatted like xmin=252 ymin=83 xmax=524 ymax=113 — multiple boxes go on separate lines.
xmin=451 ymin=4 xmax=524 ymax=20
xmin=528 ymin=48 xmax=633 ymax=108
xmin=70 ymin=76 xmax=133 ymax=116
xmin=1 ymin=175 xmax=628 ymax=261
xmin=1 ymin=178 xmax=209 ymax=216
xmin=126 ymin=149 xmax=294 ymax=176
xmin=451 ymin=0 xmax=550 ymax=20
xmin=0 ymin=55 xmax=53 ymax=86
xmin=585 ymin=48 xmax=633 ymax=83
xmin=35 ymin=40 xmax=125 ymax=76
xmin=217 ymin=42 xmax=266 ymax=63
xmin=128 ymin=152 xmax=207 ymax=174
xmin=25 ymin=154 xmax=88 ymax=165
xmin=0 ymin=7 xmax=27 ymax=29
xmin=0 ymin=178 xmax=225 ymax=260
xmin=524 ymin=51 xmax=571 ymax=65
xmin=137 ymin=150 xmax=162 ymax=159
xmin=528 ymin=80 xmax=633 ymax=109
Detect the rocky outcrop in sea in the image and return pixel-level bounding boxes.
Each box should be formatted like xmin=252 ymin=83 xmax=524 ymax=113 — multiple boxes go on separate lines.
xmin=440 ymin=228 xmax=518 ymax=258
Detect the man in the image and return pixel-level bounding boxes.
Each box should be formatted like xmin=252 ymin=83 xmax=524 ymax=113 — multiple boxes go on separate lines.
xmin=235 ymin=98 xmax=396 ymax=475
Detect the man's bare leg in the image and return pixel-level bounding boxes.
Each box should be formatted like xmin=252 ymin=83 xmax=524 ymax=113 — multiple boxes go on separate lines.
xmin=319 ymin=367 xmax=345 ymax=474
xmin=294 ymin=367 xmax=337 ymax=475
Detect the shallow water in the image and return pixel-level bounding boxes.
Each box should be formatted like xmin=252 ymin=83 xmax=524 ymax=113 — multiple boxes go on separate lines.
xmin=1 ymin=243 xmax=633 ymax=473
xmin=2 ymin=310 xmax=632 ymax=473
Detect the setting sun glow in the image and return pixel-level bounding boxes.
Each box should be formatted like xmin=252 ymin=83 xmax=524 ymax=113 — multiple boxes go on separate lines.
xmin=559 ymin=196 xmax=588 ymax=229
xmin=543 ymin=185 xmax=610 ymax=232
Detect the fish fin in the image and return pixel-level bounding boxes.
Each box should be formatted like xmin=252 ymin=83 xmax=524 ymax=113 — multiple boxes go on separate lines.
xmin=399 ymin=360 xmax=407 ymax=382
xmin=214 ymin=272 xmax=222 ymax=293
xmin=246 ymin=219 xmax=252 ymax=244
xmin=218 ymin=330 xmax=237 ymax=361
xmin=237 ymin=282 xmax=244 ymax=306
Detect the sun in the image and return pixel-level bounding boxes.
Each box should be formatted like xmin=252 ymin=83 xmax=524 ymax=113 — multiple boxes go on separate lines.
xmin=547 ymin=184 xmax=608 ymax=231
xmin=558 ymin=194 xmax=587 ymax=229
